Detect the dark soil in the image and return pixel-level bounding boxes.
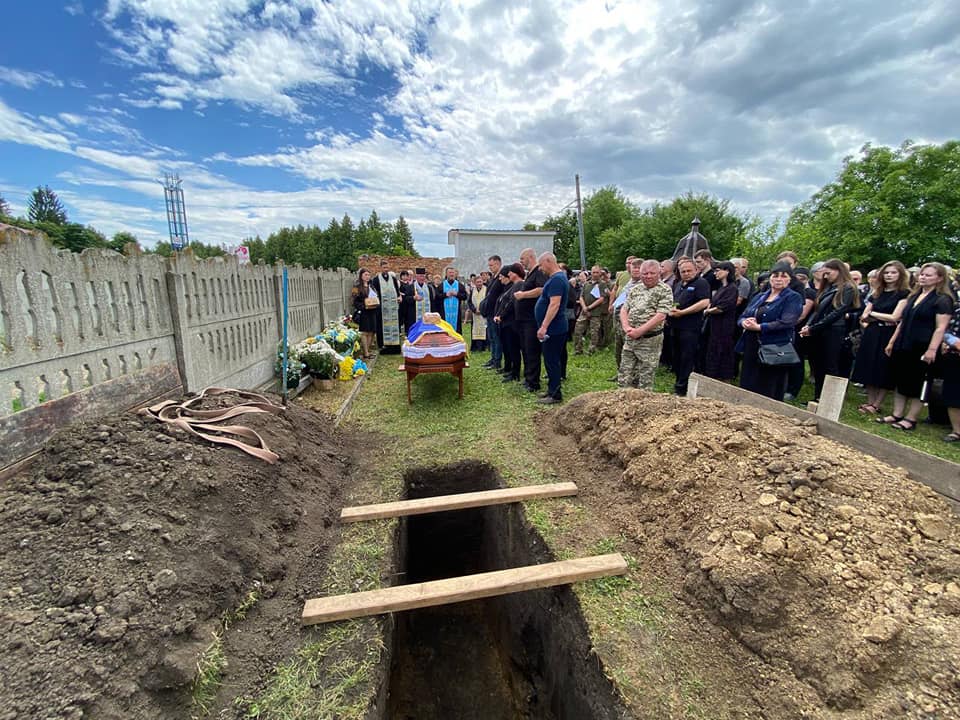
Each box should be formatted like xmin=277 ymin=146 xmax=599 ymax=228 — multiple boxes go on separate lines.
xmin=545 ymin=390 xmax=960 ymax=719
xmin=0 ymin=391 xmax=358 ymax=720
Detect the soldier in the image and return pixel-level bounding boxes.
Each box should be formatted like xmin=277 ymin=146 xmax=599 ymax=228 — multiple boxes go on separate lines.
xmin=619 ymin=259 xmax=674 ymax=390
xmin=572 ymin=265 xmax=608 ymax=354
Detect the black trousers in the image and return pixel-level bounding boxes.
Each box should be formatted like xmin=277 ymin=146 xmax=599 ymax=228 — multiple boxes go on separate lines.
xmin=501 ymin=324 xmax=522 ymax=378
xmin=672 ymin=327 xmax=700 ymax=394
xmin=518 ymin=318 xmax=542 ymax=389
xmin=808 ymin=327 xmax=845 ymax=400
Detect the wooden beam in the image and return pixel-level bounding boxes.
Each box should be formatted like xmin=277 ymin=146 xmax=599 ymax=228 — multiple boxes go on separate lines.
xmin=339 ymin=482 xmax=578 ymax=523
xmin=301 ymin=553 xmax=627 ymax=625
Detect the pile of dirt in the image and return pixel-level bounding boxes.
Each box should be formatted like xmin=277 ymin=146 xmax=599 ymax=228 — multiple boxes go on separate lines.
xmin=549 ymin=390 xmax=960 ymax=719
xmin=0 ymin=392 xmax=355 ymax=720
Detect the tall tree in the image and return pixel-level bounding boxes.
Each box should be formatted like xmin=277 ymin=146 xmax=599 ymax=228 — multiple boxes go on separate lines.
xmin=0 ymin=193 xmax=11 ymax=217
xmin=582 ymin=186 xmax=637 ymax=265
xmin=109 ymin=231 xmax=139 ymax=254
xmin=598 ymin=192 xmax=747 ymax=270
xmin=536 ymin=210 xmax=579 ymax=267
xmin=777 ymin=141 xmax=960 ymax=268
xmin=28 ymin=185 xmax=67 ymax=225
xmin=388 ymin=215 xmax=417 ymax=256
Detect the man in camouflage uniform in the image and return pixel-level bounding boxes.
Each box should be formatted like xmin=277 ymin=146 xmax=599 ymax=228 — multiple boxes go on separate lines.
xmin=618 ymin=259 xmax=674 ymax=390
xmin=572 ymin=265 xmax=608 ymax=354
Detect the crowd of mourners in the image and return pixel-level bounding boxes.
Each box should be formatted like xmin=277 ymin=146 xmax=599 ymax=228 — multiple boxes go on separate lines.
xmin=352 ymin=249 xmax=960 ymax=443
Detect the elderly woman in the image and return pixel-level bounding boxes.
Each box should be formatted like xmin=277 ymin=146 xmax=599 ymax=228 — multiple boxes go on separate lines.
xmin=878 ymin=262 xmax=956 ymax=430
xmin=737 ymin=262 xmax=804 ymax=400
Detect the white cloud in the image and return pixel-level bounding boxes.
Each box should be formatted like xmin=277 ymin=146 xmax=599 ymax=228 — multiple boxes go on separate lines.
xmin=0 ymin=65 xmax=64 ymax=89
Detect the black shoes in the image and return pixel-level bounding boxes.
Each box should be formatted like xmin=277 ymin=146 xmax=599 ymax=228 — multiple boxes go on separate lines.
xmin=501 ymin=374 xmax=519 ymax=383
xmin=537 ymin=394 xmax=561 ymax=404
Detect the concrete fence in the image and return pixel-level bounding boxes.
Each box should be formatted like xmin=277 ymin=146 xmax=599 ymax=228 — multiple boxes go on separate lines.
xmin=0 ymin=223 xmax=352 ymax=417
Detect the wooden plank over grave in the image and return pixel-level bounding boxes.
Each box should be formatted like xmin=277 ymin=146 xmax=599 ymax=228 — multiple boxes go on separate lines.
xmin=301 ymin=553 xmax=628 ymax=625
xmin=340 ymin=482 xmax=579 ymax=522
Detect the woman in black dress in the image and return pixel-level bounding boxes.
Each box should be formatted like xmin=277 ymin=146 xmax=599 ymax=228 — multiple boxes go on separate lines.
xmin=351 ymin=269 xmax=379 ymax=359
xmin=878 ymin=262 xmax=955 ymax=430
xmin=799 ymin=259 xmax=861 ymax=400
xmin=703 ymin=261 xmax=739 ymax=380
xmin=851 ymin=260 xmax=910 ymax=414
xmin=941 ymin=301 xmax=960 ymax=442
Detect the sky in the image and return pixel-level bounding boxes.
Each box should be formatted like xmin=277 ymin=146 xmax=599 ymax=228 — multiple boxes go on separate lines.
xmin=0 ymin=1 xmax=958 ymax=258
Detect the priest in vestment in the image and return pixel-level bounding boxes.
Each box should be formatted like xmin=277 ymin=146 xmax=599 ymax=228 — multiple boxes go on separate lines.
xmin=411 ymin=267 xmax=435 ymax=326
xmin=440 ymin=266 xmax=468 ymax=333
xmin=370 ymin=259 xmax=402 ymax=353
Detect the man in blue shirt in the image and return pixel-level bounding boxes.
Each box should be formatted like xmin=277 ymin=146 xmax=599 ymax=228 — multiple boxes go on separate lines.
xmin=535 ymin=252 xmax=570 ymax=404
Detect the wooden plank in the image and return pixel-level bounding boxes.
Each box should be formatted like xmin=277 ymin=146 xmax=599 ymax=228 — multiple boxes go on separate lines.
xmin=0 ymin=363 xmax=182 ymax=471
xmin=302 ymin=553 xmax=627 ymax=625
xmin=340 ymin=482 xmax=579 ymax=522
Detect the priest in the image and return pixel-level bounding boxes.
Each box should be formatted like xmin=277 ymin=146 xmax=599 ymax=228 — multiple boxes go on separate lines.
xmin=370 ymin=259 xmax=402 ymax=353
xmin=411 ymin=267 xmax=435 ymax=325
xmin=439 ymin=266 xmax=468 ymax=333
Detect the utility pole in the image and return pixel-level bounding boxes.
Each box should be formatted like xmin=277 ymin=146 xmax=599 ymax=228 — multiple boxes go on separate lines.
xmin=575 ymin=174 xmax=586 ymax=269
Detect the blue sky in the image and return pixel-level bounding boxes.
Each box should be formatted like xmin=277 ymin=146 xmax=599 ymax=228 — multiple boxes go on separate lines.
xmin=1 ymin=1 xmax=958 ymax=258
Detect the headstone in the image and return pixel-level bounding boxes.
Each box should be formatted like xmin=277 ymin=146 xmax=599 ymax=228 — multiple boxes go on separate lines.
xmin=815 ymin=375 xmax=848 ymax=422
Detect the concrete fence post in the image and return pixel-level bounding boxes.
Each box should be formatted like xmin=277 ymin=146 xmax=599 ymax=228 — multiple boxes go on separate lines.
xmin=164 ymin=268 xmax=197 ymax=392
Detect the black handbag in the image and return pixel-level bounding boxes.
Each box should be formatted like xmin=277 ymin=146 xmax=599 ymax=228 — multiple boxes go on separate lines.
xmin=758 ymin=342 xmax=800 ymax=366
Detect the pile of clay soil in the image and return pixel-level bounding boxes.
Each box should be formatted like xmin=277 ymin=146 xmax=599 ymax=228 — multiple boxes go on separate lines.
xmin=549 ymin=390 xmax=960 ymax=719
xmin=0 ymin=392 xmax=355 ymax=720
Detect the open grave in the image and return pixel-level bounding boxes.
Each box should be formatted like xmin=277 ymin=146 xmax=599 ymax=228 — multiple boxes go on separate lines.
xmin=384 ymin=460 xmax=629 ymax=720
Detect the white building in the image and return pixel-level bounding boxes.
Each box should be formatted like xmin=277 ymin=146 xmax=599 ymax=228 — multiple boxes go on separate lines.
xmin=447 ymin=229 xmax=556 ymax=275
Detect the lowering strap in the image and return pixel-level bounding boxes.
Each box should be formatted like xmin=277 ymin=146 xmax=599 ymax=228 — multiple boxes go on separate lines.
xmin=139 ymin=387 xmax=285 ymax=464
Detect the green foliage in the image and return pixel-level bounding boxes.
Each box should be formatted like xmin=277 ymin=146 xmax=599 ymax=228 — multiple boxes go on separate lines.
xmin=582 ymin=186 xmax=638 ymax=266
xmin=537 ymin=209 xmax=580 ymax=267
xmin=109 ymin=231 xmax=139 ymax=254
xmin=0 ymin=192 xmax=11 ymax=217
xmin=778 ymin=140 xmax=960 ymax=269
xmin=598 ymin=192 xmax=748 ymax=270
xmin=152 ymin=240 xmax=226 ymax=258
xmin=388 ymin=215 xmax=417 ymax=256
xmin=28 ymin=185 xmax=67 ymax=225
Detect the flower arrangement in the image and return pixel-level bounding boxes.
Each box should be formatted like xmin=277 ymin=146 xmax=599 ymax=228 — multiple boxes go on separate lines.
xmin=297 ymin=337 xmax=340 ymax=380
xmin=322 ymin=322 xmax=360 ymax=356
xmin=274 ymin=340 xmax=305 ymax=388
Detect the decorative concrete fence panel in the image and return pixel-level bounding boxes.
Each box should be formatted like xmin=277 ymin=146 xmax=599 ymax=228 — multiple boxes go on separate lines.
xmin=0 ymin=225 xmax=177 ymax=418
xmin=281 ymin=264 xmax=323 ymax=343
xmin=320 ymin=268 xmax=350 ymax=327
xmin=166 ymin=253 xmax=279 ymax=393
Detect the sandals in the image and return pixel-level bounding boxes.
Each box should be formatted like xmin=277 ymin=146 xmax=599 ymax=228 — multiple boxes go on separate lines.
xmin=945 ymin=433 xmax=960 ymax=443
xmin=858 ymin=403 xmax=880 ymax=414
xmin=892 ymin=418 xmax=917 ymax=431
xmin=875 ymin=415 xmax=903 ymax=425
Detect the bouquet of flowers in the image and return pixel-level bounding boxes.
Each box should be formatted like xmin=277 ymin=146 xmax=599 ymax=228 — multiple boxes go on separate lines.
xmin=296 ymin=336 xmax=341 ymax=380
xmin=322 ymin=321 xmax=360 ymax=356
xmin=274 ymin=340 xmax=305 ymax=388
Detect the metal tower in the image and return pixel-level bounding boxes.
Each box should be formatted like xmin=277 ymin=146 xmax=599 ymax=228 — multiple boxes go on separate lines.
xmin=162 ymin=173 xmax=190 ymax=250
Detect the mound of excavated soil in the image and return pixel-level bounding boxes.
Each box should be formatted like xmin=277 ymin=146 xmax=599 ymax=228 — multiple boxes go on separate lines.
xmin=550 ymin=390 xmax=960 ymax=719
xmin=0 ymin=393 xmax=354 ymax=720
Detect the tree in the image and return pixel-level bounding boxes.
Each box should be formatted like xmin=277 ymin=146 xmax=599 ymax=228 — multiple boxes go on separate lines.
xmin=777 ymin=141 xmax=960 ymax=269
xmin=388 ymin=215 xmax=417 ymax=256
xmin=28 ymin=185 xmax=67 ymax=225
xmin=582 ymin=186 xmax=637 ymax=265
xmin=0 ymin=193 xmax=11 ymax=217
xmin=536 ymin=210 xmax=579 ymax=267
xmin=598 ymin=192 xmax=748 ymax=270
xmin=109 ymin=231 xmax=139 ymax=254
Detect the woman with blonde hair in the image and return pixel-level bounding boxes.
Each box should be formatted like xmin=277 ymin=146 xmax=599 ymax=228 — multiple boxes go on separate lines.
xmin=878 ymin=262 xmax=956 ymax=430
xmin=851 ymin=260 xmax=911 ymax=413
xmin=799 ymin=259 xmax=861 ymax=400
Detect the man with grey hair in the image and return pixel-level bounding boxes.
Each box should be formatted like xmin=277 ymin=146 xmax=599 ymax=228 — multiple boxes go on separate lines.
xmin=535 ymin=251 xmax=570 ymax=404
xmin=619 ymin=259 xmax=674 ymax=390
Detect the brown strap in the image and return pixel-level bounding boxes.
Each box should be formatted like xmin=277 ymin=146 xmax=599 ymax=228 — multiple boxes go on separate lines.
xmin=138 ymin=387 xmax=284 ymax=463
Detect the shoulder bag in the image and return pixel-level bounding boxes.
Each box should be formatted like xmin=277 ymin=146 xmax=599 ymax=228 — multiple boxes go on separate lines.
xmin=758 ymin=342 xmax=800 ymax=366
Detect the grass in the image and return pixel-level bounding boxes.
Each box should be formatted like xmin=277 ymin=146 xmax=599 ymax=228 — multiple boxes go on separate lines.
xmin=259 ymin=329 xmax=956 ymax=719
xmin=191 ymin=583 xmax=263 ymax=719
